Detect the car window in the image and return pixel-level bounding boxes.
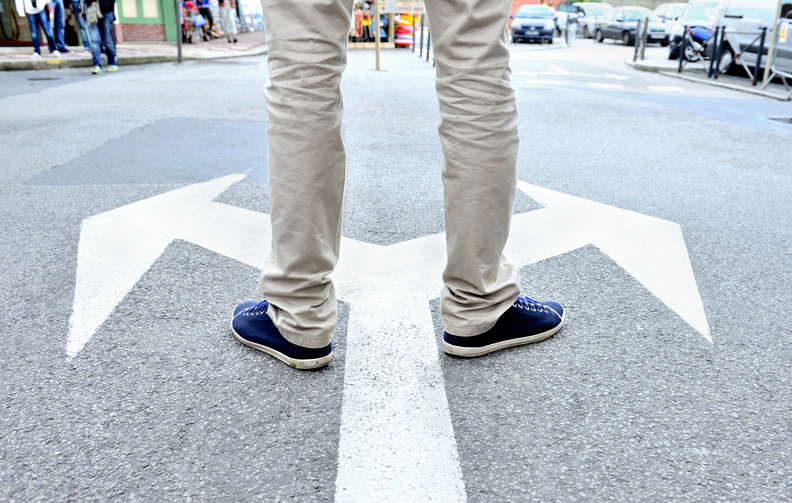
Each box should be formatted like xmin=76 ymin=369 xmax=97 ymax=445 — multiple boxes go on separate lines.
xmin=655 ymin=6 xmax=666 ymax=18
xmin=621 ymin=9 xmax=658 ymax=22
xmin=601 ymin=11 xmax=615 ymax=21
xmin=515 ymin=6 xmax=554 ymax=18
xmin=681 ymin=2 xmax=720 ymax=21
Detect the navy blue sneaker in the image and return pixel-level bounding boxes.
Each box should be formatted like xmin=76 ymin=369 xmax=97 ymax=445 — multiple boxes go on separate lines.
xmin=231 ymin=300 xmax=332 ymax=369
xmin=443 ymin=296 xmax=564 ymax=357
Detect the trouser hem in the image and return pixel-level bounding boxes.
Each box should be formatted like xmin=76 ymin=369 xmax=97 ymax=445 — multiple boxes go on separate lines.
xmin=444 ymin=320 xmax=498 ymax=337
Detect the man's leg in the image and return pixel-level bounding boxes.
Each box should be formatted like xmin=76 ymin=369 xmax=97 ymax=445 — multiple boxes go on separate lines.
xmin=50 ymin=0 xmax=68 ymax=51
xmin=100 ymin=12 xmax=117 ymax=66
xmin=71 ymin=0 xmax=91 ymax=50
xmin=38 ymin=11 xmax=56 ymax=53
xmin=231 ymin=0 xmax=352 ymax=368
xmin=88 ymin=21 xmax=102 ymax=69
xmin=426 ymin=0 xmax=564 ymax=352
xmin=426 ymin=0 xmax=521 ymax=335
xmin=27 ymin=15 xmax=42 ymax=55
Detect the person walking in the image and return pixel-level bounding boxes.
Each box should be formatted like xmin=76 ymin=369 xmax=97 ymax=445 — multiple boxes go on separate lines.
xmin=197 ymin=0 xmax=214 ymax=40
xmin=230 ymin=0 xmax=565 ymax=370
xmin=219 ymin=0 xmax=237 ymax=43
xmin=24 ymin=0 xmax=57 ymax=59
xmin=81 ymin=0 xmax=117 ymax=73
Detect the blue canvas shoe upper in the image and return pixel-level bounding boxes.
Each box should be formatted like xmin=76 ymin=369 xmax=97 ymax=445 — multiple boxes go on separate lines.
xmin=231 ymin=300 xmax=332 ymax=365
xmin=443 ymin=296 xmax=564 ymax=356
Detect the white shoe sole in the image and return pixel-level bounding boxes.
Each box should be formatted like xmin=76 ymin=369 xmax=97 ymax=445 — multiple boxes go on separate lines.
xmin=443 ymin=311 xmax=564 ymax=358
xmin=231 ymin=324 xmax=331 ymax=370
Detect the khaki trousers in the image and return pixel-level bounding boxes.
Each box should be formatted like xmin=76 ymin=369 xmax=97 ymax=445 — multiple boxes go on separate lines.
xmin=259 ymin=0 xmax=521 ymax=348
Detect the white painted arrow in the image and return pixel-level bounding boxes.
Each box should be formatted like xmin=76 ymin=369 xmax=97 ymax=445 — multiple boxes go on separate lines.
xmin=67 ymin=175 xmax=709 ymax=502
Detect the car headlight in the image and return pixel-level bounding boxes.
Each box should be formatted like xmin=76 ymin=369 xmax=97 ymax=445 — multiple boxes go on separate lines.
xmin=545 ymin=20 xmax=555 ymax=29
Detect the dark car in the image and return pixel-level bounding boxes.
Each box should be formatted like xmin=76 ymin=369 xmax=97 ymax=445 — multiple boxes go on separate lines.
xmin=510 ymin=5 xmax=556 ymax=44
xmin=595 ymin=6 xmax=670 ymax=46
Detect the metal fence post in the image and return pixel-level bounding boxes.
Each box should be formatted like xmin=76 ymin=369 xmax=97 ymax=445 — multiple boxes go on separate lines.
xmin=426 ymin=30 xmax=431 ymax=62
xmin=708 ymin=26 xmax=719 ymax=77
xmin=411 ymin=13 xmax=415 ymax=53
xmin=640 ymin=17 xmax=649 ymax=60
xmin=633 ymin=20 xmax=641 ymax=61
xmin=175 ymin=0 xmax=182 ymax=63
xmin=419 ymin=15 xmax=424 ymax=57
xmin=713 ymin=26 xmax=725 ymax=78
xmin=752 ymin=27 xmax=767 ymax=86
xmin=678 ymin=27 xmax=687 ymax=73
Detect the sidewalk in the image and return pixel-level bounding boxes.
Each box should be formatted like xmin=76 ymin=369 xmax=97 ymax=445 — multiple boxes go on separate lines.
xmin=626 ymin=56 xmax=792 ymax=101
xmin=0 ymin=29 xmax=268 ymax=71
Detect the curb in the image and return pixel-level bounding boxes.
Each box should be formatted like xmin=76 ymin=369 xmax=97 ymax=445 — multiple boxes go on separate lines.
xmin=0 ymin=45 xmax=268 ymax=71
xmin=625 ymin=58 xmax=791 ymax=101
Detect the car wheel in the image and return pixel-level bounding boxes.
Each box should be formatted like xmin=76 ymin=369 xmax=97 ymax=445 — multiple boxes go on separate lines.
xmin=511 ymin=37 xmax=517 ymax=44
xmin=583 ymin=26 xmax=590 ymax=38
xmin=717 ymin=46 xmax=735 ymax=74
xmin=622 ymin=31 xmax=633 ymax=46
xmin=660 ymin=40 xmax=669 ymax=47
xmin=548 ymin=37 xmax=553 ymax=44
xmin=595 ymin=30 xmax=603 ymax=43
xmin=683 ymin=43 xmax=699 ymax=62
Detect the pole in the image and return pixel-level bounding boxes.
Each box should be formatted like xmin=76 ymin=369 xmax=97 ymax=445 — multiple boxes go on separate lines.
xmin=640 ymin=17 xmax=648 ymax=60
xmin=633 ymin=20 xmax=641 ymax=61
xmin=752 ymin=27 xmax=767 ymax=85
xmin=678 ymin=27 xmax=687 ymax=73
xmin=426 ymin=29 xmax=431 ymax=62
xmin=175 ymin=0 xmax=182 ymax=63
xmin=762 ymin=0 xmax=783 ymax=86
xmin=708 ymin=26 xmax=719 ymax=77
xmin=375 ymin=0 xmax=381 ymax=70
xmin=419 ymin=15 xmax=424 ymax=56
xmin=411 ymin=12 xmax=415 ymax=53
xmin=714 ymin=26 xmax=725 ymax=78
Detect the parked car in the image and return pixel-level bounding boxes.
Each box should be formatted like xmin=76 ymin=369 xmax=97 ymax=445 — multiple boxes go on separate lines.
xmin=511 ymin=5 xmax=556 ymax=44
xmin=711 ymin=0 xmax=789 ymax=73
xmin=594 ymin=7 xmax=670 ymax=46
xmin=573 ymin=2 xmax=614 ymax=38
xmin=553 ymin=2 xmax=579 ymax=34
xmin=654 ymin=3 xmax=687 ymax=23
xmin=667 ymin=1 xmax=722 ymax=60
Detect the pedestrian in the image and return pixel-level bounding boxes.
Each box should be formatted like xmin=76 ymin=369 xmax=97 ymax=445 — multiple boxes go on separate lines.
xmin=197 ymin=0 xmax=214 ymax=40
xmin=230 ymin=0 xmax=565 ymax=369
xmin=80 ymin=0 xmax=117 ymax=74
xmin=70 ymin=0 xmax=91 ymax=53
xmin=219 ymin=0 xmax=237 ymax=43
xmin=48 ymin=0 xmax=72 ymax=54
xmin=24 ymin=0 xmax=57 ymax=59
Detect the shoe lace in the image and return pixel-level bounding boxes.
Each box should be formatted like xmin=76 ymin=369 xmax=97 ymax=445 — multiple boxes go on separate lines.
xmin=245 ymin=300 xmax=269 ymax=315
xmin=514 ymin=296 xmax=547 ymax=312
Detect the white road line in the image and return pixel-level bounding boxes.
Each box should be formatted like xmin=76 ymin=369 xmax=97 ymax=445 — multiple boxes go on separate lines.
xmin=587 ymin=83 xmax=624 ymax=89
xmin=68 ymin=176 xmax=712 ymax=501
xmin=648 ymin=86 xmax=685 ymax=92
xmin=605 ymin=74 xmax=632 ymax=81
xmin=547 ymin=65 xmax=572 ymax=74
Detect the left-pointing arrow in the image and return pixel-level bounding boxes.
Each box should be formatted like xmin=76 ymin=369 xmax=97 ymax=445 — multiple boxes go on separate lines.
xmin=66 ymin=174 xmax=269 ymax=357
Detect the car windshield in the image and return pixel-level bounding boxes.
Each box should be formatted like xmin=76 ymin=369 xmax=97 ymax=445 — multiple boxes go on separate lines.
xmin=583 ymin=4 xmax=613 ymax=16
xmin=671 ymin=6 xmax=685 ymax=18
xmin=681 ymin=2 xmax=720 ymax=21
xmin=516 ymin=6 xmax=553 ymax=18
xmin=622 ymin=10 xmax=659 ymax=22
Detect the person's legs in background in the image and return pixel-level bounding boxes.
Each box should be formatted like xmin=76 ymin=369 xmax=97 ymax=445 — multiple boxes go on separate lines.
xmin=71 ymin=0 xmax=91 ymax=52
xmin=26 ymin=14 xmax=43 ymax=56
xmin=87 ymin=21 xmax=103 ymax=72
xmin=100 ymin=11 xmax=117 ymax=69
xmin=49 ymin=0 xmax=70 ymax=52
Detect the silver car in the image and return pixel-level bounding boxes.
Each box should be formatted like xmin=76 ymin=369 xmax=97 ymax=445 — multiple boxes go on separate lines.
xmin=573 ymin=2 xmax=614 ymax=39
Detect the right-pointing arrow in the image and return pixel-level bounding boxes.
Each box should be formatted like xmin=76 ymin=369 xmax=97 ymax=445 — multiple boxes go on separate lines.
xmin=507 ymin=182 xmax=710 ymax=341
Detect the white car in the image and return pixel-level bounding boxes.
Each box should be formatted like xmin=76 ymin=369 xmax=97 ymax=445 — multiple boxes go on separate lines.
xmin=654 ymin=3 xmax=687 ymax=23
xmin=713 ymin=0 xmax=785 ymax=73
xmin=573 ymin=2 xmax=614 ymax=38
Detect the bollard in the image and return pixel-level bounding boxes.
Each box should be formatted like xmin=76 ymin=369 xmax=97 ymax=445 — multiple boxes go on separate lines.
xmin=640 ymin=17 xmax=649 ymax=60
xmin=752 ymin=27 xmax=767 ymax=86
xmin=713 ymin=26 xmax=725 ymax=78
xmin=633 ymin=20 xmax=641 ymax=61
xmin=175 ymin=0 xmax=182 ymax=63
xmin=411 ymin=13 xmax=415 ymax=53
xmin=708 ymin=26 xmax=719 ymax=78
xmin=426 ymin=30 xmax=431 ymax=62
xmin=419 ymin=16 xmax=424 ymax=57
xmin=678 ymin=27 xmax=687 ymax=73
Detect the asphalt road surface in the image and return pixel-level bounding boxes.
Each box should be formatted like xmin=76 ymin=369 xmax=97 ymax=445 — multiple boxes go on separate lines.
xmin=2 ymin=39 xmax=792 ymax=502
